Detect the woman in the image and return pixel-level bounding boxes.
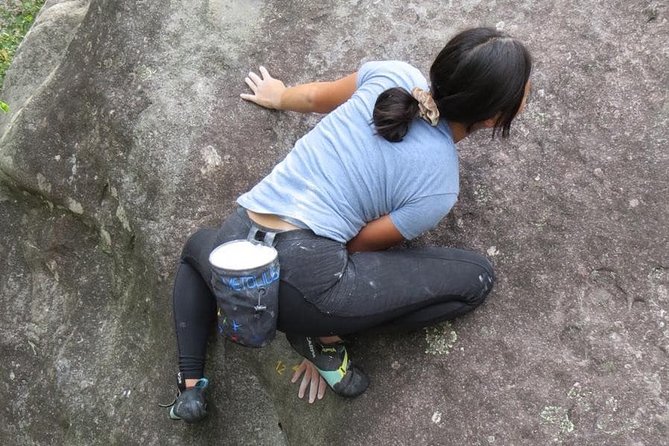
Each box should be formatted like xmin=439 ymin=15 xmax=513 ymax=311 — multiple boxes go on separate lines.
xmin=167 ymin=27 xmax=532 ymax=422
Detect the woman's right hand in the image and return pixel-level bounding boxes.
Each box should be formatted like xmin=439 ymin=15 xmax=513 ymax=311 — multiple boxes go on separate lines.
xmin=240 ymin=66 xmax=286 ymax=110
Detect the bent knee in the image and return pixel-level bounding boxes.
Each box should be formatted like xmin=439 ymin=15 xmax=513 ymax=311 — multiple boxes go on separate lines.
xmin=181 ymin=228 xmax=218 ymax=259
xmin=465 ymin=261 xmax=495 ymax=307
xmin=475 ymin=268 xmax=495 ymax=304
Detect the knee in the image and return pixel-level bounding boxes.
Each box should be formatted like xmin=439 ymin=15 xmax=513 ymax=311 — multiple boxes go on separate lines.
xmin=464 ymin=257 xmax=495 ymax=307
xmin=181 ymin=228 xmax=217 ymax=259
xmin=474 ymin=267 xmax=495 ymax=305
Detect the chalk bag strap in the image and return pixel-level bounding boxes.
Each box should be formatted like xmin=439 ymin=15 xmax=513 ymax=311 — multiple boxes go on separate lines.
xmin=245 ymin=224 xmax=278 ymax=313
xmin=246 ymin=224 xmax=278 ymax=247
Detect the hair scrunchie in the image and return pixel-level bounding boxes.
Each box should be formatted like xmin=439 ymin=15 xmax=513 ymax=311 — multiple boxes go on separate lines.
xmin=411 ymin=87 xmax=440 ymax=126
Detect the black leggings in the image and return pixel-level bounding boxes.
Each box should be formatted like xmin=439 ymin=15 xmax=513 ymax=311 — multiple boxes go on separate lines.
xmin=174 ymin=207 xmax=495 ymax=379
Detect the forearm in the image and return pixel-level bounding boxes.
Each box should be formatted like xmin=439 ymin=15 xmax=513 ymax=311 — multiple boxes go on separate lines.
xmin=346 ymin=234 xmax=397 ymax=253
xmin=281 ymin=74 xmax=357 ymax=114
xmin=346 ymin=215 xmax=405 ymax=253
xmin=347 ymin=233 xmax=403 ymax=253
xmin=279 ymin=83 xmax=327 ymax=113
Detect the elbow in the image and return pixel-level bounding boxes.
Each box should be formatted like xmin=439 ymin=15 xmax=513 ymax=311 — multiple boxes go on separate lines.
xmin=310 ymin=84 xmax=336 ymax=114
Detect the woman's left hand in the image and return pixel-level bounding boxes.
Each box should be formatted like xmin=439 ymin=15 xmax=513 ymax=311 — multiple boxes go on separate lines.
xmin=291 ymin=359 xmax=327 ymax=403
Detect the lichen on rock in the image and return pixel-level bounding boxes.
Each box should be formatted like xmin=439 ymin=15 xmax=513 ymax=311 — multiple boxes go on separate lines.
xmin=424 ymin=321 xmax=458 ymax=355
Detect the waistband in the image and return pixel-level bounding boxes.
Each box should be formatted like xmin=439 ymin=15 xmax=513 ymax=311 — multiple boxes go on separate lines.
xmin=235 ymin=206 xmax=323 ymax=243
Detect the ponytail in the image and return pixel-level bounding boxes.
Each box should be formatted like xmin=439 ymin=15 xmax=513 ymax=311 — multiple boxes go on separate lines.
xmin=372 ymin=87 xmax=420 ymax=142
xmin=372 ymin=27 xmax=532 ymax=142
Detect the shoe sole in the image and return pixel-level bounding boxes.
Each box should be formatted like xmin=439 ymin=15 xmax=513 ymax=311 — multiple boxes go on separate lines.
xmin=169 ymin=406 xmax=181 ymax=420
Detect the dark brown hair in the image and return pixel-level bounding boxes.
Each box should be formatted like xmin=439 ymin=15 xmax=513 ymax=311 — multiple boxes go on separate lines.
xmin=373 ymin=27 xmax=532 ymax=142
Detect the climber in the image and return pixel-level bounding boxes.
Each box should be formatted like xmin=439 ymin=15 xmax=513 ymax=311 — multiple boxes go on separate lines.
xmin=167 ymin=27 xmax=531 ymax=422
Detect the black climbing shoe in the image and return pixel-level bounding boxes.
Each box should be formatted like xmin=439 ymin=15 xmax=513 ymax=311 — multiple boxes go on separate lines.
xmin=163 ymin=373 xmax=209 ymax=423
xmin=286 ymin=334 xmax=369 ymax=398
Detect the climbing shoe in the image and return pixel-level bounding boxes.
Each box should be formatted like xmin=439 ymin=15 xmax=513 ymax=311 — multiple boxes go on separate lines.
xmin=161 ymin=372 xmax=209 ymax=423
xmin=286 ymin=334 xmax=369 ymax=398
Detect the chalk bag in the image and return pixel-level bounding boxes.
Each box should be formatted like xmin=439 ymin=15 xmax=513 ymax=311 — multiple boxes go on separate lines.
xmin=209 ymin=225 xmax=280 ymax=348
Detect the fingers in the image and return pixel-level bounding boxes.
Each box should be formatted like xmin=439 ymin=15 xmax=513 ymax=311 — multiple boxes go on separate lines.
xmin=243 ymin=66 xmax=273 ymax=90
xmin=248 ymin=71 xmax=262 ymax=85
xmin=241 ymin=66 xmax=285 ymax=109
xmin=298 ymin=365 xmax=311 ymax=399
xmin=240 ymin=91 xmax=262 ymax=105
xmin=291 ymin=360 xmax=307 ymax=383
xmin=259 ymin=66 xmax=271 ymax=80
xmin=244 ymin=77 xmax=257 ymax=93
xmin=318 ymin=376 xmax=326 ymax=400
xmin=308 ymin=371 xmax=319 ymax=403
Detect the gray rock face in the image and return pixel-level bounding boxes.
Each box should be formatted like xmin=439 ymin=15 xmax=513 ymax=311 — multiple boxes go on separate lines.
xmin=1 ymin=0 xmax=667 ymax=444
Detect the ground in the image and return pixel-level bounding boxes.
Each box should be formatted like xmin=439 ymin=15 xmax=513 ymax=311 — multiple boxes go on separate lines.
xmin=0 ymin=0 xmax=667 ymax=445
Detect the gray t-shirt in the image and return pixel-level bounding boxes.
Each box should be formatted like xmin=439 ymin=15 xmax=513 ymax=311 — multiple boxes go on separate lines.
xmin=237 ymin=60 xmax=459 ymax=243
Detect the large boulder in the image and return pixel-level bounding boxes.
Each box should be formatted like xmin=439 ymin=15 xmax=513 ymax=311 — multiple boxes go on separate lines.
xmin=1 ymin=0 xmax=667 ymax=444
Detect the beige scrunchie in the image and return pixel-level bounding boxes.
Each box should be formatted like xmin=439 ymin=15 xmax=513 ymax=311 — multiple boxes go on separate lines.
xmin=411 ymin=87 xmax=440 ymax=126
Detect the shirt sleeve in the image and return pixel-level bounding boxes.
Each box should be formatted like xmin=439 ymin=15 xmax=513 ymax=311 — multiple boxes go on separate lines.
xmin=356 ymin=60 xmax=426 ymax=90
xmin=388 ymin=193 xmax=458 ymax=240
xmin=356 ymin=61 xmax=385 ymax=88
